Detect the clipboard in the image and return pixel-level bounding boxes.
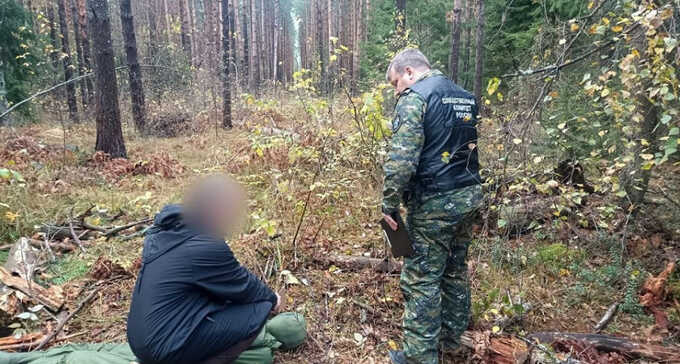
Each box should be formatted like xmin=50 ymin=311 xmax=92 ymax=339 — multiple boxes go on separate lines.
xmin=380 ymin=213 xmax=414 ymax=258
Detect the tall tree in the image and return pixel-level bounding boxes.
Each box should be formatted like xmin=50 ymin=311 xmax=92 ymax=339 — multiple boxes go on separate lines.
xmin=221 ymin=0 xmax=232 ymax=128
xmin=463 ymin=0 xmax=472 ymax=89
xmin=248 ymin=0 xmax=258 ymax=91
xmin=179 ymin=0 xmax=192 ymax=60
xmin=46 ymin=4 xmax=59 ymax=68
xmin=450 ymin=0 xmax=463 ymax=83
xmin=57 ymin=0 xmax=79 ymax=122
xmin=146 ymin=0 xmax=158 ymax=60
xmin=120 ymin=0 xmax=146 ymax=132
xmin=395 ymin=0 xmax=406 ymax=42
xmin=473 ymin=0 xmax=484 ymax=105
xmin=351 ymin=0 xmax=362 ymax=92
xmin=70 ymin=0 xmax=88 ymax=107
xmin=0 ymin=60 xmax=10 ymax=125
xmin=88 ymin=0 xmax=126 ymax=157
xmin=316 ymin=0 xmax=328 ymax=95
xmin=76 ymin=0 xmax=94 ymax=102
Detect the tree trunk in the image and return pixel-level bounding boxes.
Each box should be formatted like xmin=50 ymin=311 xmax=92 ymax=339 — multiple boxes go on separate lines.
xmin=395 ymin=0 xmax=406 ymax=46
xmin=0 ymin=61 xmax=10 ymax=126
xmin=257 ymin=0 xmax=264 ymax=86
xmin=249 ymin=0 xmax=258 ymax=91
xmin=473 ymin=0 xmax=485 ymax=106
xmin=352 ymin=0 xmax=362 ymax=92
xmin=147 ymin=0 xmax=158 ymax=61
xmin=57 ymin=0 xmax=79 ymax=123
xmin=88 ymin=0 xmax=126 ymax=158
xmin=229 ymin=0 xmax=238 ymax=86
xmin=179 ymin=0 xmax=192 ymax=60
xmin=158 ymin=0 xmax=169 ymax=42
xmin=70 ymin=0 xmax=88 ymax=108
xmin=221 ymin=0 xmax=232 ymax=128
xmin=450 ymin=0 xmax=463 ymax=83
xmin=46 ymin=4 xmax=59 ymax=68
xmin=241 ymin=0 xmax=250 ymax=88
xmin=120 ymin=0 xmax=146 ymax=133
xmin=463 ymin=0 xmax=473 ymax=89
xmin=76 ymin=0 xmax=94 ymax=103
xmin=317 ymin=0 xmax=328 ymax=95
xmin=187 ymin=0 xmax=197 ymax=66
xmin=272 ymin=0 xmax=279 ymax=83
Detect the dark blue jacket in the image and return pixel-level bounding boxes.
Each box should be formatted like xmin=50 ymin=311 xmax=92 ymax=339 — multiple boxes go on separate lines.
xmin=409 ymin=75 xmax=481 ymax=192
xmin=127 ymin=205 xmax=277 ymax=363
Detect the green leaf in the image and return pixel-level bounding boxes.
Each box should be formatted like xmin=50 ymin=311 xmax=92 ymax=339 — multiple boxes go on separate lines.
xmin=0 ymin=168 xmax=10 ymax=180
xmin=669 ymin=127 xmax=679 ymax=136
xmin=661 ymin=114 xmax=672 ymax=124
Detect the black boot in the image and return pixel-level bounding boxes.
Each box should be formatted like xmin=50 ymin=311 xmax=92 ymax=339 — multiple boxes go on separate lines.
xmin=388 ymin=350 xmax=406 ymax=364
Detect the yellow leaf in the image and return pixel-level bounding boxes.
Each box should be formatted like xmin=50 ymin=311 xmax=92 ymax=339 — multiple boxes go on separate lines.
xmin=640 ymin=154 xmax=654 ymax=161
xmin=570 ymin=23 xmax=580 ymax=32
xmin=388 ymin=340 xmax=398 ymax=351
xmin=492 ymin=326 xmax=501 ymax=334
xmin=588 ymin=1 xmax=594 ymax=9
xmin=512 ymin=138 xmax=522 ymax=145
xmin=612 ymin=25 xmax=623 ymax=33
xmin=4 ymin=211 xmax=19 ymax=223
xmin=602 ymin=18 xmax=610 ymax=26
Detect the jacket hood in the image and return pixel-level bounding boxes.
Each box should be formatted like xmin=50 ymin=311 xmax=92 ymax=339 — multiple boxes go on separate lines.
xmin=142 ymin=204 xmax=193 ymax=263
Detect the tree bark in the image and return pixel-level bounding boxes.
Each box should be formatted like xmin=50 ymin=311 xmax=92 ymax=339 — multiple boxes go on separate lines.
xmin=272 ymin=0 xmax=279 ymax=83
xmin=46 ymin=4 xmax=59 ymax=68
xmin=76 ymin=0 xmax=94 ymax=103
xmin=473 ymin=0 xmax=485 ymax=106
xmin=0 ymin=60 xmax=10 ymax=126
xmin=249 ymin=0 xmax=259 ymax=91
xmin=463 ymin=0 xmax=473 ymax=89
xmin=241 ymin=0 xmax=250 ymax=88
xmin=317 ymin=0 xmax=328 ymax=95
xmin=450 ymin=0 xmax=463 ymax=83
xmin=395 ymin=0 xmax=407 ymax=46
xmin=120 ymin=0 xmax=146 ymax=133
xmin=352 ymin=0 xmax=362 ymax=92
xmin=88 ymin=0 xmax=127 ymax=158
xmin=222 ymin=0 xmax=232 ymax=128
xmin=146 ymin=0 xmax=158 ymax=60
xmin=57 ymin=0 xmax=80 ymax=123
xmin=179 ymin=0 xmax=192 ymax=60
xmin=70 ymin=0 xmax=88 ymax=107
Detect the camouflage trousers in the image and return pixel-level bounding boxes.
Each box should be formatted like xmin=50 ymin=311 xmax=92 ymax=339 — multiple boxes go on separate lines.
xmin=401 ymin=185 xmax=481 ymax=364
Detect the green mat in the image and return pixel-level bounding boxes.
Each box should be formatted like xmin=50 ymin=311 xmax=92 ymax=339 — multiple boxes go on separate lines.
xmin=0 ymin=312 xmax=306 ymax=364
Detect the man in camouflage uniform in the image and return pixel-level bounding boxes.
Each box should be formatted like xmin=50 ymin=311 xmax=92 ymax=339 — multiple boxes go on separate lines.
xmin=382 ymin=49 xmax=483 ymax=364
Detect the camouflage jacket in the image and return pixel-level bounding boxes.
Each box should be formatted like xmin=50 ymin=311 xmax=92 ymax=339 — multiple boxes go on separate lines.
xmin=382 ymin=70 xmax=482 ymax=220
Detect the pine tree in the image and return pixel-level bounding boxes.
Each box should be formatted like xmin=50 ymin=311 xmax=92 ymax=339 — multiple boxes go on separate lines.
xmin=120 ymin=0 xmax=146 ymax=132
xmin=88 ymin=0 xmax=126 ymax=157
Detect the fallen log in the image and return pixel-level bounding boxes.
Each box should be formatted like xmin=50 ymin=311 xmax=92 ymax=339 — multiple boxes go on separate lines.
xmin=528 ymin=332 xmax=680 ymax=362
xmin=317 ymin=254 xmax=402 ymax=273
xmin=461 ymin=331 xmax=529 ymax=364
xmin=0 ymin=267 xmax=64 ymax=311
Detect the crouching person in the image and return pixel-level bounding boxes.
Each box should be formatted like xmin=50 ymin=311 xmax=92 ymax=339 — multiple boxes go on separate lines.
xmin=127 ymin=175 xmax=306 ymax=364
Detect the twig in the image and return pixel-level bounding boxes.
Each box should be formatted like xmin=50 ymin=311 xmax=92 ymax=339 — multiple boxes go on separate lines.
xmin=68 ymin=220 xmax=87 ymax=254
xmin=119 ymin=225 xmax=151 ymax=241
xmin=42 ymin=234 xmax=56 ymax=262
xmin=103 ymin=218 xmax=153 ymax=239
xmin=594 ymin=302 xmax=619 ymax=332
xmin=34 ymin=286 xmax=102 ymax=350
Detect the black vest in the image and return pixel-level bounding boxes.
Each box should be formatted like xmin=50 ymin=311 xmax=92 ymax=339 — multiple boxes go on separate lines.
xmin=408 ymin=74 xmax=481 ymax=192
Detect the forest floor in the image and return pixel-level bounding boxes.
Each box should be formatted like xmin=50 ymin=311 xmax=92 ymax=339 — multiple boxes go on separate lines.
xmin=1 ymin=96 xmax=679 ymax=363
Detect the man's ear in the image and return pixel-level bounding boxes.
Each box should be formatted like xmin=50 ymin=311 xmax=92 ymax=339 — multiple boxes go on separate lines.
xmin=404 ymin=66 xmax=414 ymax=78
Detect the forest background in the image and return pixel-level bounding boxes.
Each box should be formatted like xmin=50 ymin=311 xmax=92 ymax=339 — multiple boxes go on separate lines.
xmin=0 ymin=0 xmax=680 ymax=363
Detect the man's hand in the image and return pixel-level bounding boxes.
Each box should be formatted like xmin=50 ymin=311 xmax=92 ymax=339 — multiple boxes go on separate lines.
xmin=383 ymin=213 xmax=398 ymax=231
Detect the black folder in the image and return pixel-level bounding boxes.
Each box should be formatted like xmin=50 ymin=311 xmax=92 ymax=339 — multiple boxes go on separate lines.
xmin=380 ymin=213 xmax=414 ymax=258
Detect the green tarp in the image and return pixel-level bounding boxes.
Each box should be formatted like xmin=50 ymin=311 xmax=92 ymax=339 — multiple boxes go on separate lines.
xmin=0 ymin=312 xmax=306 ymax=364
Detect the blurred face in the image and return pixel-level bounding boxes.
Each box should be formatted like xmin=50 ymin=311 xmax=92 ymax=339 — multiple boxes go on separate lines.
xmin=186 ymin=176 xmax=247 ymax=237
xmin=388 ymin=66 xmax=419 ymax=96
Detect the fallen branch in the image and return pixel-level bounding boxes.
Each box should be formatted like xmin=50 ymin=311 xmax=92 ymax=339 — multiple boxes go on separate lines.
xmin=528 ymin=332 xmax=680 ymax=362
xmin=317 ymin=254 xmax=402 ymax=273
xmin=0 ymin=332 xmax=44 ymax=351
xmin=68 ymin=221 xmax=87 ymax=254
xmin=594 ymin=302 xmax=619 ymax=332
xmin=103 ymin=218 xmax=153 ymax=239
xmin=34 ymin=286 xmax=101 ymax=350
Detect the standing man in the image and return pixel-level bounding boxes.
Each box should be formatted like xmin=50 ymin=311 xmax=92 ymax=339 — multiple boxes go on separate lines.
xmin=383 ymin=49 xmax=483 ymax=364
